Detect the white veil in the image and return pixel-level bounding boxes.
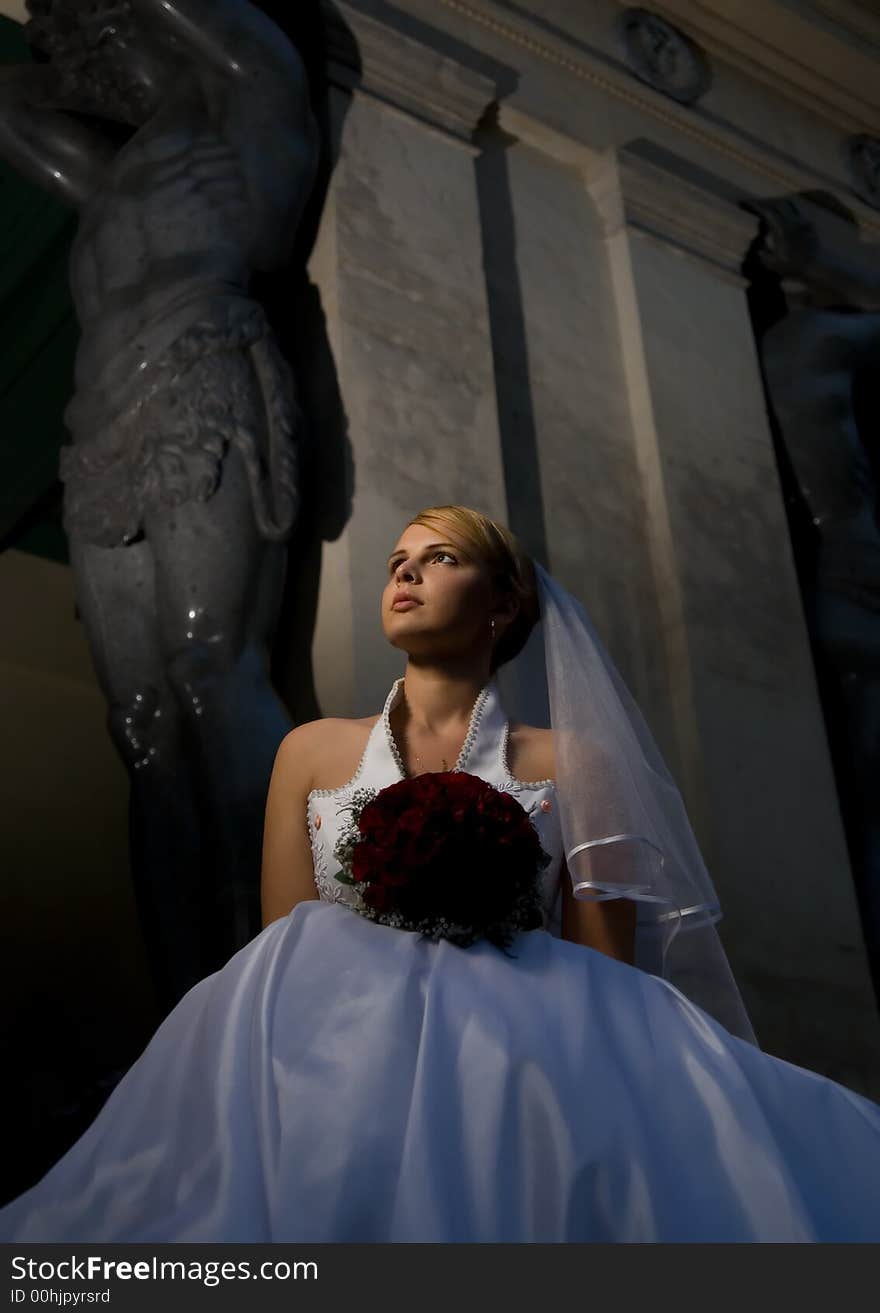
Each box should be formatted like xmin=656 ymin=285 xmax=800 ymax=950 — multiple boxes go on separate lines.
xmin=496 ymin=561 xmax=757 ymax=1046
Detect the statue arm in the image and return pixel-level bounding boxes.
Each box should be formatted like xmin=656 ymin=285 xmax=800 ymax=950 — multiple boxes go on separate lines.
xmin=126 ymin=0 xmax=308 ymax=85
xmin=0 ymin=65 xmax=115 ymax=209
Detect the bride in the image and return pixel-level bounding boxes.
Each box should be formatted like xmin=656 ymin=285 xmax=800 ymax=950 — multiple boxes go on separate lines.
xmin=3 ymin=503 xmax=880 ymax=1243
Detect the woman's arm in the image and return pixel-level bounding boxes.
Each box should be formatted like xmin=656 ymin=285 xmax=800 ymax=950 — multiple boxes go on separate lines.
xmin=260 ymin=723 xmax=321 ymax=928
xmin=559 ymin=857 xmax=637 ymax=965
xmin=536 ymin=728 xmax=636 ymax=963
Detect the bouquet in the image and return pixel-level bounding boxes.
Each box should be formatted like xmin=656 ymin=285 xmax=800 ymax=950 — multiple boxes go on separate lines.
xmin=332 ymin=771 xmax=551 ymax=951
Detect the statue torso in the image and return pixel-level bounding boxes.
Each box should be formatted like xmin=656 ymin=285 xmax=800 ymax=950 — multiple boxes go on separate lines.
xmin=68 ymin=76 xmax=315 ymax=391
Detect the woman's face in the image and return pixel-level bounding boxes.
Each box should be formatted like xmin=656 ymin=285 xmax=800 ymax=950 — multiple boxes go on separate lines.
xmin=381 ymin=523 xmax=496 ymax=662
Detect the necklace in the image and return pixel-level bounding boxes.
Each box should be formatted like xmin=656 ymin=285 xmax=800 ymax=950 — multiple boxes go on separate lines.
xmin=414 ymin=750 xmax=450 ymax=772
xmin=390 ymin=708 xmax=457 ymax=776
xmin=388 ymin=688 xmax=485 ymax=778
xmin=405 ymin=729 xmax=453 ymax=773
xmin=405 ymin=729 xmax=456 ymax=774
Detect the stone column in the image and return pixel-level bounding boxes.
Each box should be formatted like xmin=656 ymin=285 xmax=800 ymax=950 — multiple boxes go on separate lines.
xmin=485 ymin=109 xmax=675 ymax=745
xmin=584 ymin=141 xmax=880 ymax=1088
xmin=305 ymin=4 xmax=505 ymax=718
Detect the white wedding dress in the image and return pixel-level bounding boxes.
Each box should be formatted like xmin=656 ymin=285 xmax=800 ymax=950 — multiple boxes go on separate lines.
xmin=3 ymin=675 xmax=880 ymax=1242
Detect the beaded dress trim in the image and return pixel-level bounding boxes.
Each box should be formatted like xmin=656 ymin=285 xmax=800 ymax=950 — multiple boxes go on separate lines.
xmin=306 ymin=677 xmax=561 ymax=907
xmin=383 ymin=677 xmax=490 ymax=779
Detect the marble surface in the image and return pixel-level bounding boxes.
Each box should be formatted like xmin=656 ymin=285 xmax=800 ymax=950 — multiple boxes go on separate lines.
xmin=292 ymin=1 xmax=880 ymax=1087
xmin=310 ymin=85 xmax=506 ymax=717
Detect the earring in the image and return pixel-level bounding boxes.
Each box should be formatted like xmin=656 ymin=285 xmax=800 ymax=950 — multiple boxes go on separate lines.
xmin=490 ymin=617 xmax=496 ymax=640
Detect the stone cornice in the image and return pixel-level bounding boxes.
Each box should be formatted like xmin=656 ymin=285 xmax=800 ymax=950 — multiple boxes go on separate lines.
xmin=325 ymin=1 xmax=499 ymax=142
xmin=588 ymin=142 xmax=760 ymax=284
xmin=498 ymin=105 xmax=763 ymax=286
xmin=496 ymin=104 xmax=600 ymax=172
xmin=649 ymin=0 xmax=880 ymax=135
xmin=427 ymin=0 xmax=880 ymax=239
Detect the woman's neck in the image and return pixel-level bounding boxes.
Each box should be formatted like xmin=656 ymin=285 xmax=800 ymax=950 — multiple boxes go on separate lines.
xmin=395 ymin=665 xmax=490 ymax=736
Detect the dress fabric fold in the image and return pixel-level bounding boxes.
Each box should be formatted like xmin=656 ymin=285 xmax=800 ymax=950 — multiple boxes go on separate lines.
xmin=3 ymin=676 xmax=879 ymax=1242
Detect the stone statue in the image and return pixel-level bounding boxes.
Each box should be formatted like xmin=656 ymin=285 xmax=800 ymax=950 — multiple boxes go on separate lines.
xmin=744 ymin=192 xmax=880 ymax=992
xmin=0 ymin=0 xmax=320 ymax=1009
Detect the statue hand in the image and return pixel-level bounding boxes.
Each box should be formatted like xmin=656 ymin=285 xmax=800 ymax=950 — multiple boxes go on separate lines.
xmin=18 ymin=63 xmax=106 ymax=117
xmin=0 ymin=62 xmax=67 ymax=110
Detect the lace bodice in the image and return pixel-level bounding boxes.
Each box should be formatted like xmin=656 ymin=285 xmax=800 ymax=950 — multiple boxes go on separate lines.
xmin=306 ymin=675 xmax=565 ymax=936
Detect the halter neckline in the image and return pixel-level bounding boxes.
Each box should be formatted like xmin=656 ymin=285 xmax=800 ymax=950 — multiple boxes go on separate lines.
xmin=382 ymin=676 xmax=494 ymax=780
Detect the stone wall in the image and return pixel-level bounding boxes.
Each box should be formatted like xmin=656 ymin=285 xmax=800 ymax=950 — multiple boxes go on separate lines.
xmin=304 ymin=0 xmax=880 ymax=1091
xmin=1 ymin=0 xmax=878 ymax=1091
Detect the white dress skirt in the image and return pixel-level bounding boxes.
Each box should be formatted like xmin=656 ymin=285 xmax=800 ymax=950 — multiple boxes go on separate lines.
xmin=2 ymin=676 xmax=880 ymax=1242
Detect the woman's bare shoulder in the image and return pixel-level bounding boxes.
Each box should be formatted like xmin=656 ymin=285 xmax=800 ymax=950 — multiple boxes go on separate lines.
xmin=507 ymin=719 xmax=552 ymax=744
xmin=281 ymin=712 xmax=379 ymax=744
xmin=278 ymin=713 xmax=381 ymax=794
xmin=506 ymin=720 xmax=555 ymax=784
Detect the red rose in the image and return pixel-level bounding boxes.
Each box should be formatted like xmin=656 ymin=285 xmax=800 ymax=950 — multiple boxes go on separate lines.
xmin=342 ymin=771 xmax=547 ymax=949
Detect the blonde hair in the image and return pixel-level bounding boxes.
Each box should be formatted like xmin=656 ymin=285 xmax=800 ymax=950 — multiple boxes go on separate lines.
xmin=404 ymin=505 xmax=540 ymax=674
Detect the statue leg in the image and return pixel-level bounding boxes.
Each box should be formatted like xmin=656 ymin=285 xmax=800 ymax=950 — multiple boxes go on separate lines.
xmin=142 ymin=441 xmax=294 ymax=969
xmin=67 ymin=532 xmax=210 ymax=1012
